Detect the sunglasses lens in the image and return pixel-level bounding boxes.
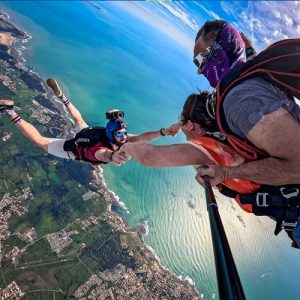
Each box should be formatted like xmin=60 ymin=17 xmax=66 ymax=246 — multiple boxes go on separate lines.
xmin=114 ymin=131 xmax=127 ymax=137
xmin=193 ymin=47 xmax=212 ymax=68
xmin=193 ymin=57 xmax=200 ymax=67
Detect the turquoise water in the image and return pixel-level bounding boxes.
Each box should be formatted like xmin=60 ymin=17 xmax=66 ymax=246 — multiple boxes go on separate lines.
xmin=2 ymin=2 xmax=300 ymax=299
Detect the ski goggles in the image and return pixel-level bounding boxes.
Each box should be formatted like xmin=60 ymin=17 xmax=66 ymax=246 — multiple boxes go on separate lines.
xmin=114 ymin=131 xmax=127 ymax=138
xmin=193 ymin=47 xmax=211 ymax=68
xmin=193 ymin=42 xmax=220 ymax=69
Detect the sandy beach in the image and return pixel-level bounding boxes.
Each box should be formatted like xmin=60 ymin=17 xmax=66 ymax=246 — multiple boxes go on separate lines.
xmin=0 ymin=32 xmax=15 ymax=46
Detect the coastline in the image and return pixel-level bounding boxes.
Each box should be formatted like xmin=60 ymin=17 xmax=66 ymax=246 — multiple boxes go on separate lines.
xmin=0 ymin=9 xmax=201 ymax=299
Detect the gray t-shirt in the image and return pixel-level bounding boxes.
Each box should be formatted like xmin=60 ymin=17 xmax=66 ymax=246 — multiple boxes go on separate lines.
xmin=223 ymin=77 xmax=300 ymax=139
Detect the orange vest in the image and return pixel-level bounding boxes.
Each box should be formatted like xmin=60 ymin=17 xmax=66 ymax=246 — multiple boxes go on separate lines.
xmin=189 ymin=136 xmax=260 ymax=212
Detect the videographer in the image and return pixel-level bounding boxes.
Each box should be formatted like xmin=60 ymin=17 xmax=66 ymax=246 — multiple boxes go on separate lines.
xmin=0 ymin=78 xmax=179 ymax=166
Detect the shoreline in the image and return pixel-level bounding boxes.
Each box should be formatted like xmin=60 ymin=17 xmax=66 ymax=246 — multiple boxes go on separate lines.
xmin=0 ymin=9 xmax=201 ymax=298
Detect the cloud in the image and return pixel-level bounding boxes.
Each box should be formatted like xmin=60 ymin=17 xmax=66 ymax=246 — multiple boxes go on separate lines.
xmin=272 ymin=29 xmax=288 ymax=40
xmin=158 ymin=2 xmax=198 ymax=31
xmin=220 ymin=2 xmax=237 ymax=17
xmin=283 ymin=14 xmax=293 ymax=27
xmin=194 ymin=2 xmax=221 ymax=21
xmin=240 ymin=11 xmax=263 ymax=31
xmin=108 ymin=1 xmax=299 ymax=53
xmin=274 ymin=10 xmax=281 ymax=18
xmin=227 ymin=1 xmax=300 ymax=50
xmin=263 ymin=36 xmax=272 ymax=45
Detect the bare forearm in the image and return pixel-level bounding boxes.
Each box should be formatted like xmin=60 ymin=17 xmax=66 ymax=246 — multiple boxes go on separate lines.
xmin=224 ymin=157 xmax=300 ymax=185
xmin=124 ymin=142 xmax=212 ymax=167
xmin=129 ymin=131 xmax=162 ymax=143
xmin=134 ymin=144 xmax=165 ymax=167
xmin=124 ymin=142 xmax=164 ymax=166
xmin=129 ymin=122 xmax=181 ymax=143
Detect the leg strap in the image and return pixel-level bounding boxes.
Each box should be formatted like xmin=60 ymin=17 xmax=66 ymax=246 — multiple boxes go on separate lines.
xmin=240 ymin=187 xmax=300 ymax=248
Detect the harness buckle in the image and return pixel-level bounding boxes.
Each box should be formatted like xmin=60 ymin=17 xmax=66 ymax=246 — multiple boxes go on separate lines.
xmin=256 ymin=193 xmax=269 ymax=207
xmin=281 ymin=220 xmax=298 ymax=232
xmin=280 ymin=187 xmax=299 ymax=200
xmin=76 ymin=138 xmax=90 ymax=144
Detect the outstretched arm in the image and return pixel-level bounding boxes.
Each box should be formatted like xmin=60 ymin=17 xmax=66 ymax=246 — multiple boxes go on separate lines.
xmin=95 ymin=149 xmax=130 ymax=166
xmin=127 ymin=122 xmax=181 ymax=143
xmin=120 ymin=141 xmax=212 ymax=167
xmin=197 ymin=107 xmax=300 ymax=185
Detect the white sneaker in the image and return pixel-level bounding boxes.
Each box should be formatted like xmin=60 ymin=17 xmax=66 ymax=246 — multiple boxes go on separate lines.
xmin=0 ymin=99 xmax=14 ymax=115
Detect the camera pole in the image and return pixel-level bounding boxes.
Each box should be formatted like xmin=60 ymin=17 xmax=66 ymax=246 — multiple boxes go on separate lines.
xmin=203 ymin=176 xmax=245 ymax=300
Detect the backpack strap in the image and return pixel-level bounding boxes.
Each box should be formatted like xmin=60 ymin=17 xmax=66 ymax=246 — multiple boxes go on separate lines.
xmin=216 ymin=38 xmax=300 ymax=161
xmin=218 ymin=38 xmax=300 ymax=100
xmin=226 ymin=135 xmax=267 ymax=161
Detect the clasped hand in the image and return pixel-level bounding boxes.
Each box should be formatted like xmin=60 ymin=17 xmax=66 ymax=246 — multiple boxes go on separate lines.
xmin=112 ymin=148 xmax=131 ymax=166
xmin=195 ymin=164 xmax=227 ymax=186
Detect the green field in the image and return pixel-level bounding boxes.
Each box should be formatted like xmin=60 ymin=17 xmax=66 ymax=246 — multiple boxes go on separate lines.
xmin=0 ymin=47 xmax=168 ymax=299
xmin=0 ymin=62 xmax=113 ymax=296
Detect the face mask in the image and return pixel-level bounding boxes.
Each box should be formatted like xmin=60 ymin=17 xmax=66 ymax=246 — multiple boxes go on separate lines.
xmin=202 ymin=45 xmax=231 ymax=88
xmin=201 ymin=24 xmax=245 ymax=88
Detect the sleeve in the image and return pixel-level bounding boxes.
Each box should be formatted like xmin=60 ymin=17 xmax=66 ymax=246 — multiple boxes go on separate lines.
xmin=223 ymin=77 xmax=292 ymax=139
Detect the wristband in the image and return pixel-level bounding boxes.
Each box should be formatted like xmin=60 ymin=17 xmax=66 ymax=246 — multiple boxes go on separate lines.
xmin=109 ymin=151 xmax=115 ymax=162
xmin=160 ymin=128 xmax=166 ymax=136
xmin=245 ymin=47 xmax=256 ymax=59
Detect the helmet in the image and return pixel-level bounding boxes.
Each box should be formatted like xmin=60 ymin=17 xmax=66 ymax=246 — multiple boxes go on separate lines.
xmin=105 ymin=119 xmax=127 ymax=144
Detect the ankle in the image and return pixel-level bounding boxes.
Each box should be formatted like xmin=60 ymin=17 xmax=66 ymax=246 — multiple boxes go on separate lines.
xmin=60 ymin=94 xmax=70 ymax=106
xmin=11 ymin=113 xmax=21 ymax=124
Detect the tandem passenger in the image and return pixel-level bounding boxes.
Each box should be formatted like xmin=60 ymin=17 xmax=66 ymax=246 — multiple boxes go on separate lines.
xmin=119 ymin=21 xmax=300 ymax=248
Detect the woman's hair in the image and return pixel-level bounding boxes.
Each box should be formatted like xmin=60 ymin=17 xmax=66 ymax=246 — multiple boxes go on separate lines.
xmin=180 ymin=92 xmax=218 ymax=131
xmin=195 ymin=20 xmax=227 ymax=42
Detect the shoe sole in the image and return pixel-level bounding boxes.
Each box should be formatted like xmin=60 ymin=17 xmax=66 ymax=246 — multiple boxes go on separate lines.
xmin=47 ymin=78 xmax=62 ymax=97
xmin=0 ymin=99 xmax=14 ymax=109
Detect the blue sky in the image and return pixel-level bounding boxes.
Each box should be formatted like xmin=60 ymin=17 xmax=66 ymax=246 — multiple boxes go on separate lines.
xmin=103 ymin=1 xmax=299 ymax=53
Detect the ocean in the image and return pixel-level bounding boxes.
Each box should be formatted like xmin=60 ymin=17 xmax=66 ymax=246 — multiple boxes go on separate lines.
xmin=2 ymin=1 xmax=300 ymax=299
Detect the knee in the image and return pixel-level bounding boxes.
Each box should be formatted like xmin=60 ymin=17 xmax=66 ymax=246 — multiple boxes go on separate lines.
xmin=34 ymin=138 xmax=50 ymax=152
xmin=75 ymin=120 xmax=87 ymax=127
